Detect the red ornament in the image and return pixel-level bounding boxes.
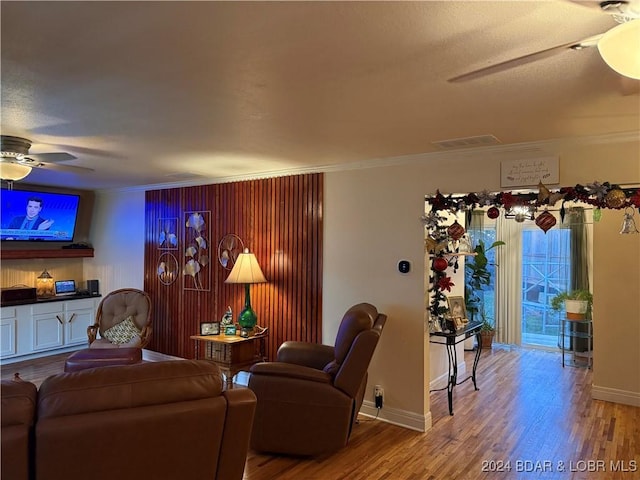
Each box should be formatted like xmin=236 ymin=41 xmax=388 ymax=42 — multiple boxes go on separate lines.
xmin=432 ymin=257 xmax=449 ymax=272
xmin=535 ymin=211 xmax=556 ymax=233
xmin=630 ymin=189 xmax=640 ymax=208
xmin=487 ymin=206 xmax=500 ymax=219
xmin=447 ymin=220 xmax=465 ymax=241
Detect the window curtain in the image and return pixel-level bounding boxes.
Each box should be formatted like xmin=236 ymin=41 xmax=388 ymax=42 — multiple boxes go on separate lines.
xmin=495 ymin=215 xmax=523 ymax=345
xmin=568 ymin=207 xmax=590 ymax=291
xmin=566 ymin=207 xmax=592 ymax=351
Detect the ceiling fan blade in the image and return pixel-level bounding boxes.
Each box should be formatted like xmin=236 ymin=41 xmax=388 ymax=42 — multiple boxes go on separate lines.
xmin=30 ymin=161 xmax=95 ymax=174
xmin=20 ymin=157 xmax=94 ymax=174
xmin=27 ymin=152 xmax=77 ymax=163
xmin=448 ymin=35 xmax=603 ymax=83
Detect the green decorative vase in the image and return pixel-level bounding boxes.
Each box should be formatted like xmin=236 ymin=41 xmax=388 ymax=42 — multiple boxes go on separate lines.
xmin=238 ymin=283 xmax=257 ymax=330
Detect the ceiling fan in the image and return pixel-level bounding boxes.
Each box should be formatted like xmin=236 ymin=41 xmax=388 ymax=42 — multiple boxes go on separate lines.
xmin=0 ymin=135 xmax=94 ymax=182
xmin=448 ymin=0 xmax=640 ymax=84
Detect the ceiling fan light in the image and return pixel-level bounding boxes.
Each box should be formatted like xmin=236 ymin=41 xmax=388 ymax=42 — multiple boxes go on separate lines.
xmin=597 ymin=19 xmax=640 ymax=80
xmin=0 ymin=162 xmax=32 ymax=181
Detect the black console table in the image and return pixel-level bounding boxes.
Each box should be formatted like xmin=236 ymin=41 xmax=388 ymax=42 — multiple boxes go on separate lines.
xmin=429 ymin=320 xmax=483 ymax=415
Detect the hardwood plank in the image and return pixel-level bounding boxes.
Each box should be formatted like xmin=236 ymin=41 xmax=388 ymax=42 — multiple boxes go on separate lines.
xmin=2 ymin=346 xmax=638 ymax=479
xmin=0 ymin=349 xmax=181 ymax=387
xmin=244 ymin=346 xmax=639 ymax=480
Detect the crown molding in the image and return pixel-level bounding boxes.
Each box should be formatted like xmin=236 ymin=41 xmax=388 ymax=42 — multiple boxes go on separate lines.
xmin=97 ymin=131 xmax=639 ymax=195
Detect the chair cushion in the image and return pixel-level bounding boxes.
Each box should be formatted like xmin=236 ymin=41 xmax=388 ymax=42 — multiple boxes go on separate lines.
xmin=102 ymin=316 xmax=141 ymax=344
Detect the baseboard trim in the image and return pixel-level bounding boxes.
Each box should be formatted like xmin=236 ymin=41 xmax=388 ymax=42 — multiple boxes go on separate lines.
xmin=0 ymin=345 xmax=84 ymax=365
xmin=429 ymin=360 xmax=467 ymax=391
xmin=592 ymin=384 xmax=640 ymax=407
xmin=360 ymin=400 xmax=432 ymax=432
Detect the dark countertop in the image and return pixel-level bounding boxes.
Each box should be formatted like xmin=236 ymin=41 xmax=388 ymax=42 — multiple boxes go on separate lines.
xmin=1 ymin=293 xmax=102 ymax=308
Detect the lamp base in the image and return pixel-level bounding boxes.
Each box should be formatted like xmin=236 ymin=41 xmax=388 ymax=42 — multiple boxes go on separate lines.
xmin=238 ymin=307 xmax=257 ymax=331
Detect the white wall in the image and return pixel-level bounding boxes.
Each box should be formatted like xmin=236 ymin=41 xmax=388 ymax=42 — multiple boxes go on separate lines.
xmin=84 ymin=189 xmax=146 ymax=295
xmin=324 ymin=133 xmax=639 ymax=430
xmin=91 ymin=133 xmax=639 ymax=429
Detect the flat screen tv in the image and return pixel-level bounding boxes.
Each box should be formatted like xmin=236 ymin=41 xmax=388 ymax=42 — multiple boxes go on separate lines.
xmin=0 ymin=189 xmax=80 ymax=242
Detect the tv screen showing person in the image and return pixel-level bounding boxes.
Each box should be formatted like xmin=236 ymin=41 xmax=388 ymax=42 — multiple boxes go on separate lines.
xmin=0 ymin=189 xmax=80 ymax=241
xmin=8 ymin=196 xmax=54 ymax=231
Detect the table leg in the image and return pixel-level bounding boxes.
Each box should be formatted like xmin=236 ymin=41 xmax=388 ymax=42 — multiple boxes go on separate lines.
xmin=221 ymin=367 xmax=234 ymax=390
xmin=446 ymin=342 xmax=457 ymax=416
xmin=471 ymin=332 xmax=482 ymax=391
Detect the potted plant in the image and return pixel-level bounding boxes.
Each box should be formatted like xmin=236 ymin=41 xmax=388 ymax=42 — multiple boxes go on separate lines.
xmin=479 ymin=308 xmax=496 ymax=349
xmin=550 ymin=289 xmax=593 ymax=320
xmin=464 ymin=239 xmax=505 ymax=319
xmin=465 ymin=238 xmax=504 ymax=349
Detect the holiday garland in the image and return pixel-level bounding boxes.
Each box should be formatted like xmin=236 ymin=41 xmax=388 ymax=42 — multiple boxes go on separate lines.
xmin=423 ymin=181 xmax=640 ymax=327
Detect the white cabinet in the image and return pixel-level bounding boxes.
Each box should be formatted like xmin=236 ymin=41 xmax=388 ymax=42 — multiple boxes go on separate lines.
xmin=32 ymin=302 xmax=65 ymax=351
xmin=0 ymin=307 xmax=18 ymax=357
xmin=64 ymin=298 xmax=96 ymax=346
xmin=0 ymin=297 xmax=100 ymax=361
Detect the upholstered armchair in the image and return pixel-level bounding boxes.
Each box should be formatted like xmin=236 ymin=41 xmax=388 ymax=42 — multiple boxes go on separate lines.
xmin=248 ymin=302 xmax=387 ymax=456
xmin=87 ymin=288 xmax=152 ymax=349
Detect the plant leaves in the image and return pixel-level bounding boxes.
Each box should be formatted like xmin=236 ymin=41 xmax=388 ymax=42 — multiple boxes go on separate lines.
xmin=185 ymin=246 xmax=198 ymax=257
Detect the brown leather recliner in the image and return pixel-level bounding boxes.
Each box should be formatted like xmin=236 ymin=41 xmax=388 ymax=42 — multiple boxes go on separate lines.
xmin=248 ymin=302 xmax=387 ymax=456
xmin=88 ymin=288 xmax=152 ymax=348
xmin=1 ymin=376 xmax=37 ymax=480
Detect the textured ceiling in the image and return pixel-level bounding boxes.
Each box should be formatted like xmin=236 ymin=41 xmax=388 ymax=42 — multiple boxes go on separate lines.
xmin=1 ymin=1 xmax=638 ymax=190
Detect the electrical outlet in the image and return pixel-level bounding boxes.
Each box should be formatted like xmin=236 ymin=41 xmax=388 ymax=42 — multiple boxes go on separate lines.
xmin=374 ymin=385 xmax=384 ymax=409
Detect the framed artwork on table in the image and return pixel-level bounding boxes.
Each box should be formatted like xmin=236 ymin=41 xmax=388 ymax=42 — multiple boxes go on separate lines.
xmin=200 ymin=322 xmax=220 ymax=336
xmin=447 ymin=296 xmax=467 ymax=323
xmin=224 ymin=325 xmax=237 ymax=336
xmin=453 ymin=316 xmax=466 ymax=330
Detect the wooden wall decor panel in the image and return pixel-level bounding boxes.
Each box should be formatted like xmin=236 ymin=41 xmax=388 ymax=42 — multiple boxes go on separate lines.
xmin=144 ymin=174 xmax=323 ymax=361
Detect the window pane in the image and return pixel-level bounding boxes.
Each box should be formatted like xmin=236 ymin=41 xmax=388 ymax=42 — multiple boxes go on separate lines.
xmin=521 ymin=228 xmax=570 ymax=347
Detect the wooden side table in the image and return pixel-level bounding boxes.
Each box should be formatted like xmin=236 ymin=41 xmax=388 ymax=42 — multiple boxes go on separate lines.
xmin=190 ymin=333 xmax=267 ymax=389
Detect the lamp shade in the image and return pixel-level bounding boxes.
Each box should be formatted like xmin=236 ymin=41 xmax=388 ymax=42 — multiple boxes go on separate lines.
xmin=598 ymin=19 xmax=640 ymax=80
xmin=0 ymin=162 xmax=32 ymax=181
xmin=224 ymin=248 xmax=267 ymax=284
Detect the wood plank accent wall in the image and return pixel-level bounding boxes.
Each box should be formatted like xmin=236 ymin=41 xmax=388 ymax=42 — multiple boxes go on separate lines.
xmin=144 ymin=173 xmax=323 ymax=361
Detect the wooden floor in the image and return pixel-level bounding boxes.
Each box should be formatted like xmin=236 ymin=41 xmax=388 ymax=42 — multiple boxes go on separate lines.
xmin=2 ymin=346 xmax=638 ymax=479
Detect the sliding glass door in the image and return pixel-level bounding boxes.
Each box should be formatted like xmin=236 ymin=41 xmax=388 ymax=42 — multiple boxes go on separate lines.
xmin=468 ymin=206 xmax=592 ymax=348
xmin=521 ymin=227 xmax=571 ymax=347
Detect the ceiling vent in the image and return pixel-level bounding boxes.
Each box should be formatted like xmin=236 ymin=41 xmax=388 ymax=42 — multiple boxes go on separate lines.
xmin=432 ymin=134 xmax=501 ymax=150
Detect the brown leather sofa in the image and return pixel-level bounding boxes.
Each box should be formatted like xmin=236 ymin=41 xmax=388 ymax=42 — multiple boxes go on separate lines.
xmin=1 ymin=360 xmax=257 ymax=480
xmin=248 ymin=302 xmax=387 ymax=456
xmin=1 ymin=376 xmax=37 ymax=480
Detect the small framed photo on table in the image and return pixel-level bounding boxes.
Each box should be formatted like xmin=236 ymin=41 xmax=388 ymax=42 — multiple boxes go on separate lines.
xmin=446 ymin=296 xmax=467 ymax=326
xmin=200 ymin=322 xmax=220 ymax=336
xmin=224 ymin=325 xmax=237 ymax=336
xmin=453 ymin=316 xmax=466 ymax=330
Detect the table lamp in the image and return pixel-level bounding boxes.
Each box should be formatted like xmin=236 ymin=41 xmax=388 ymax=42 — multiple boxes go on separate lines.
xmin=225 ymin=248 xmax=267 ymax=336
xmin=36 ymin=269 xmax=55 ymax=298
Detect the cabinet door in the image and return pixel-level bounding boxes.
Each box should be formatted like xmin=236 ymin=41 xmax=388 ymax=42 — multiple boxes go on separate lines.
xmin=0 ymin=307 xmax=17 ymax=358
xmin=65 ymin=299 xmax=96 ymax=346
xmin=31 ymin=304 xmax=64 ymax=351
